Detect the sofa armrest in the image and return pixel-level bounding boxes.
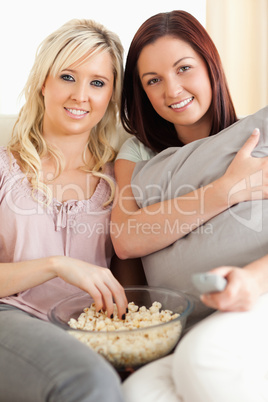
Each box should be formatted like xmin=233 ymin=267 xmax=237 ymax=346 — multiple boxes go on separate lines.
xmin=0 ymin=115 xmax=17 ymax=146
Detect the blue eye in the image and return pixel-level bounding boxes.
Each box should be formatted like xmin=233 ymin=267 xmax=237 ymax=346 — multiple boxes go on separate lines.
xmin=91 ymin=80 xmax=104 ymax=87
xmin=60 ymin=74 xmax=75 ymax=82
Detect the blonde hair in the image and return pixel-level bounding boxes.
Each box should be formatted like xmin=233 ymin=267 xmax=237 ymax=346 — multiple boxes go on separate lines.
xmin=8 ymin=19 xmax=124 ymax=205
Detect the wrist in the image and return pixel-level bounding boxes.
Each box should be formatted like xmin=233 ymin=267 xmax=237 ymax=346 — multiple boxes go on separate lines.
xmin=244 ymin=255 xmax=268 ymax=296
xmin=206 ymin=177 xmax=231 ymax=211
xmin=217 ymin=175 xmax=242 ymax=208
xmin=47 ymin=255 xmax=66 ymax=277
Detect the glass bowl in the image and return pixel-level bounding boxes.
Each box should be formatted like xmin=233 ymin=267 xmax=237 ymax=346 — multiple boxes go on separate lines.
xmin=48 ymin=286 xmax=193 ymax=369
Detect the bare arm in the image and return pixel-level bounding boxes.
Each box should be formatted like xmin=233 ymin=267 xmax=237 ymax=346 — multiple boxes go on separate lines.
xmin=111 ymin=130 xmax=268 ymax=259
xmin=0 ymin=256 xmax=128 ymax=318
xmin=111 ymin=160 xmax=228 ymax=258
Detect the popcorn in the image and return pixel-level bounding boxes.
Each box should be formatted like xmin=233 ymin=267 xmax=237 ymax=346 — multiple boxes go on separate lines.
xmin=68 ymin=301 xmax=182 ymax=368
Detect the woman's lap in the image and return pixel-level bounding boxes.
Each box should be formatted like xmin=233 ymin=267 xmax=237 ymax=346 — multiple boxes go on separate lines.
xmin=122 ymin=293 xmax=268 ymax=402
xmin=0 ymin=304 xmax=124 ymax=402
xmin=173 ymin=292 xmax=268 ymax=402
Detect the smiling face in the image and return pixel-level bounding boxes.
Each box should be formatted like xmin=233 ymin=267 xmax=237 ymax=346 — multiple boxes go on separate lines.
xmin=41 ymin=50 xmax=114 ymax=141
xmin=137 ymin=35 xmax=213 ymax=143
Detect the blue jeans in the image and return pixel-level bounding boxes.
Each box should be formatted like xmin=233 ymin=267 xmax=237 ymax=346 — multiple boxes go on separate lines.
xmin=0 ymin=304 xmax=124 ymax=402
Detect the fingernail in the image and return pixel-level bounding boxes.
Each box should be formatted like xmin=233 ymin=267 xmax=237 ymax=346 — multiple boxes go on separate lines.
xmin=253 ymin=128 xmax=260 ymax=135
xmin=122 ymin=313 xmax=126 ymax=320
xmin=110 ymin=314 xmax=114 ymax=319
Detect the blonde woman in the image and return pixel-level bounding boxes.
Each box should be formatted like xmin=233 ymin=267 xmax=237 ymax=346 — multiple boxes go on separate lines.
xmin=0 ymin=19 xmax=127 ymax=401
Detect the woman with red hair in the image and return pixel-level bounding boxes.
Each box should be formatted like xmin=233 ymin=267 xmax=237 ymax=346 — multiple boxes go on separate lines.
xmin=120 ymin=10 xmax=237 ymax=153
xmin=111 ymin=10 xmax=268 ymax=402
xmin=112 ymin=9 xmax=267 ymax=260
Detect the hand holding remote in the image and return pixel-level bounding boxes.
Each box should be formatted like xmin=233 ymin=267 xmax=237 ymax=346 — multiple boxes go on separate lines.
xmin=192 ymin=272 xmax=227 ymax=295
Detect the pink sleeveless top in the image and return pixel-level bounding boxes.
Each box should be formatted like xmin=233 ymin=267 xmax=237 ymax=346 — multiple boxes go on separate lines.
xmin=0 ymin=147 xmax=114 ymax=320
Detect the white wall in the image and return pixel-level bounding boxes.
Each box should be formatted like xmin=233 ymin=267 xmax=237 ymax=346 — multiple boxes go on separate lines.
xmin=0 ymin=0 xmax=206 ymax=114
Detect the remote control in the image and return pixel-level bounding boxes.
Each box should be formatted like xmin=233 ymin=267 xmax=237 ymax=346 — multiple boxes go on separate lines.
xmin=191 ymin=273 xmax=227 ymax=294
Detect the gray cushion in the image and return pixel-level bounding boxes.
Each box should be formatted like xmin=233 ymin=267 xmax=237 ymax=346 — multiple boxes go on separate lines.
xmin=132 ymin=106 xmax=268 ymax=326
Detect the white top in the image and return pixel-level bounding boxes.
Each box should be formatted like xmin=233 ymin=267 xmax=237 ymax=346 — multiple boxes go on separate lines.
xmin=116 ymin=137 xmax=157 ymax=162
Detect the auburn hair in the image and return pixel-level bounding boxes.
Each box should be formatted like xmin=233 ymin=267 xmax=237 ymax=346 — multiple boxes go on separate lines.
xmin=121 ymin=10 xmax=237 ymax=152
